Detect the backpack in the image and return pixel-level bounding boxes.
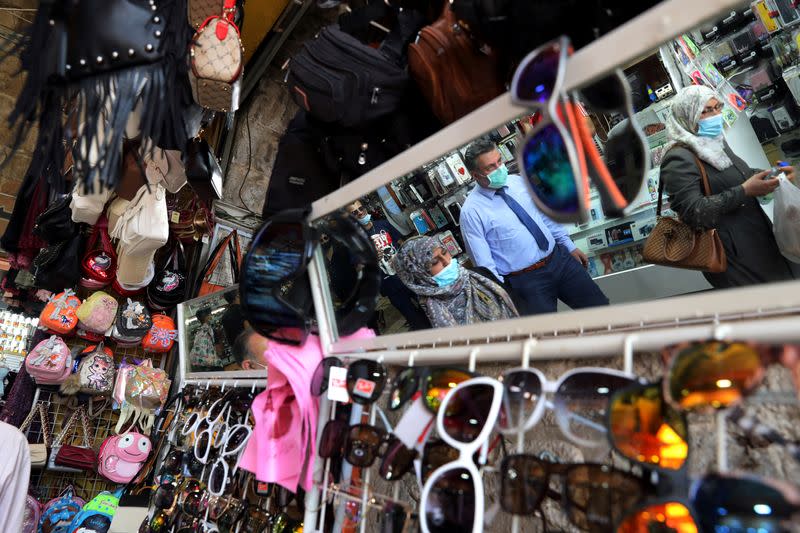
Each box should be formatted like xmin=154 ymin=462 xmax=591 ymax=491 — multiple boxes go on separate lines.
xmin=408 ymin=2 xmax=504 ymax=125
xmin=40 ymin=290 xmax=81 ymax=335
xmin=111 ymin=299 xmax=152 ymax=345
xmin=22 ymin=495 xmax=41 ymax=533
xmin=67 ymin=490 xmax=121 ymax=533
xmin=97 ymin=433 xmax=151 ymax=484
xmin=76 ymin=292 xmax=118 ymax=335
xmin=25 ymin=335 xmax=72 ymax=385
xmin=115 ymin=360 xmax=171 ymax=435
xmin=75 ymin=343 xmax=116 ymax=395
xmin=39 ymin=488 xmax=85 ymax=533
xmin=287 ymin=24 xmax=408 ymax=128
xmin=142 ymin=314 xmax=177 ymax=353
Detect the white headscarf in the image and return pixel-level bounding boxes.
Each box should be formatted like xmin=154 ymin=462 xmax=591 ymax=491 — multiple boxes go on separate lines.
xmin=666 ymin=85 xmax=732 ymax=170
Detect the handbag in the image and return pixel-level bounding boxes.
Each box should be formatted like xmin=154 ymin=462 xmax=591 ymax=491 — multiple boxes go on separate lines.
xmin=195 ymin=229 xmax=242 ymax=297
xmin=32 ymin=229 xmax=86 ymax=292
xmin=188 ymin=0 xmax=243 ymax=112
xmin=642 ymin=148 xmax=728 ymax=273
xmin=80 ymin=214 xmax=117 ymax=285
xmin=184 ymin=137 xmax=224 ymax=202
xmin=49 ymin=407 xmax=96 ymax=472
xmin=33 ymin=193 xmax=75 ymax=243
xmin=147 ymin=243 xmax=187 ymax=311
xmin=408 ymin=1 xmax=505 ymax=125
xmin=168 ymin=189 xmax=214 ymax=243
xmin=19 ymin=403 xmax=52 ymax=469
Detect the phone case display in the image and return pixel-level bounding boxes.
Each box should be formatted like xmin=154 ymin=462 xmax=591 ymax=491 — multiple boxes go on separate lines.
xmin=438 ymin=231 xmax=462 ymax=256
xmin=0 ymin=312 xmax=35 ymax=360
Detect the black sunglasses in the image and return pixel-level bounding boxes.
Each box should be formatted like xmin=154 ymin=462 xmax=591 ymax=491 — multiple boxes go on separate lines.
xmin=311 ymin=357 xmax=388 ymax=405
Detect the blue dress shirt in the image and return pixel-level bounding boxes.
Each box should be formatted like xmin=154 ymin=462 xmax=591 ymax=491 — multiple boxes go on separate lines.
xmin=459 ymin=174 xmax=577 ymax=281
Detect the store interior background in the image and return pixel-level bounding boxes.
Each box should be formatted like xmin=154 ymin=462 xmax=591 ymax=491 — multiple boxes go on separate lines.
xmin=0 ymin=1 xmax=799 ymax=530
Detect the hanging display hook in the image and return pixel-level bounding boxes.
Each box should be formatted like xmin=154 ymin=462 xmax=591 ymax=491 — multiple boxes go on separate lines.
xmin=521 ymin=338 xmax=538 ymax=369
xmin=623 ymin=334 xmax=639 ymax=375
xmin=468 ymin=347 xmax=480 ymax=372
xmin=713 ymin=322 xmax=733 ymax=341
xmin=408 ymin=350 xmax=418 ymax=368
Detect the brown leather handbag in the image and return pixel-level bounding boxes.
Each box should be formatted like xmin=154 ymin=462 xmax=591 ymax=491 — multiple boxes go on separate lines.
xmin=408 ymin=2 xmax=504 ymax=125
xmin=643 ymin=149 xmax=727 ymax=273
xmin=195 ymin=229 xmax=242 ymax=297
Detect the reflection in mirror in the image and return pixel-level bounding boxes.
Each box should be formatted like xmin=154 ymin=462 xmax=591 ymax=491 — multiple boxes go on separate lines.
xmin=180 ymin=285 xmax=269 ymax=375
xmin=321 ymin=3 xmax=800 ymax=338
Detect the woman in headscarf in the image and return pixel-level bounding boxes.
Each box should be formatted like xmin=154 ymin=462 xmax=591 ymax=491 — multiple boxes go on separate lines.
xmin=392 ymin=236 xmax=518 ymax=328
xmin=660 ymin=85 xmax=796 ymax=288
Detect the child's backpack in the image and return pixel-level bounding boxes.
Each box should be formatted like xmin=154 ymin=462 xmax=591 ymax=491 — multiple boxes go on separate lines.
xmin=66 ymin=489 xmax=121 ymax=533
xmin=39 ymin=487 xmax=85 ymax=533
xmin=39 ymin=290 xmax=81 ymax=335
xmin=25 ymin=335 xmax=72 ymax=385
xmin=76 ymin=292 xmax=118 ymax=335
xmin=141 ymin=314 xmax=177 ymax=353
xmin=97 ymin=433 xmax=151 ymax=483
xmin=61 ymin=343 xmax=115 ymax=396
xmin=111 ymin=299 xmax=152 ymax=346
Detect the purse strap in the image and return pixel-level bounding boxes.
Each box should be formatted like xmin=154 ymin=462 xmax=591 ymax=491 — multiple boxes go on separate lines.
xmin=20 ymin=403 xmax=52 ymax=447
xmin=53 ymin=407 xmax=92 ymax=448
xmin=84 ymin=213 xmax=117 ymax=260
xmin=199 ymin=230 xmax=242 ymax=288
xmin=656 ymin=143 xmax=712 ymax=216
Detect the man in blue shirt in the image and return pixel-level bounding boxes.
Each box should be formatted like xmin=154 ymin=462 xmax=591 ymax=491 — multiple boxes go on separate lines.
xmin=459 ymin=139 xmax=608 ymax=315
xmin=346 ymin=200 xmax=431 ymax=330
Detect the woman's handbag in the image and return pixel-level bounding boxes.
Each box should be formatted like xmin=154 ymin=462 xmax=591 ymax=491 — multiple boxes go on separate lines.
xmin=147 ymin=243 xmax=188 ymax=311
xmin=643 ymin=150 xmax=728 ymax=273
xmin=48 ymin=407 xmax=96 ymax=472
xmin=31 ymin=229 xmax=86 ymax=291
xmin=33 ymin=193 xmax=75 ymax=243
xmin=184 ymin=137 xmax=224 ymax=202
xmin=80 ymin=215 xmax=118 ymax=286
xmin=19 ymin=403 xmax=52 ymax=469
xmin=195 ymin=229 xmax=242 ymax=297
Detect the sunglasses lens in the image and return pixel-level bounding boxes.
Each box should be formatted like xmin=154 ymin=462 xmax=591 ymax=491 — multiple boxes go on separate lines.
xmin=441 ymin=383 xmax=496 ymax=443
xmin=378 ymin=436 xmax=418 ymax=481
xmin=242 ymin=219 xmax=310 ymax=341
xmin=422 ymin=439 xmax=459 ymax=483
xmin=603 ymin=122 xmax=648 ymax=207
xmin=148 ymin=511 xmax=170 ymax=533
xmin=311 ymin=357 xmax=343 ymax=396
xmin=514 ymin=41 xmax=562 ymax=104
xmin=389 ymin=367 xmax=419 ymax=411
xmin=345 ymin=424 xmax=383 ymax=467
xmin=617 ymin=502 xmax=697 ymax=533
xmin=608 ymin=383 xmax=688 ymax=470
xmin=667 ymin=341 xmax=761 ymax=410
xmin=522 ymin=122 xmax=580 ymax=216
xmin=319 ymin=419 xmax=347 ymax=458
xmin=424 ymin=468 xmax=477 ymax=532
xmin=346 ymin=360 xmax=387 ymax=404
xmin=154 ymin=484 xmax=176 ymax=509
xmin=182 ymin=492 xmax=205 ymax=517
xmin=499 ymin=370 xmax=543 ymax=432
xmin=500 ymin=455 xmax=547 ymax=515
xmin=554 ymin=371 xmax=634 ymax=446
xmin=693 ymin=474 xmax=793 ymax=532
xmin=424 ymin=369 xmax=472 ymax=413
xmin=164 ymin=450 xmax=183 ymax=473
xmin=565 ymin=465 xmax=645 ymax=531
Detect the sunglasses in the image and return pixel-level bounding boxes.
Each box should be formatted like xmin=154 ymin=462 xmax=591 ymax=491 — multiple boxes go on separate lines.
xmin=319 ymin=420 xmax=388 ymax=469
xmin=511 ymin=36 xmax=646 ymax=223
xmin=420 ymin=377 xmax=504 ymax=533
xmin=240 ymin=208 xmax=316 ymax=346
xmin=616 ymin=472 xmax=800 ymax=532
xmin=500 ymin=455 xmax=649 ymax=533
xmin=389 ymin=366 xmax=475 ymax=413
xmin=311 ymin=357 xmax=388 ymax=405
xmin=661 ymin=340 xmax=800 ymax=413
xmin=498 ymin=366 xmax=637 ymax=448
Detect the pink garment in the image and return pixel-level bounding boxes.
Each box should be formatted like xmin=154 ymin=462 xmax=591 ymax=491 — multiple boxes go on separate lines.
xmin=238 ymin=328 xmax=375 ymax=493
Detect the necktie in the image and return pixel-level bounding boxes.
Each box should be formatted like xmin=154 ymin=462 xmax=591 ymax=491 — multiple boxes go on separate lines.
xmin=496 ymin=187 xmax=549 ymax=251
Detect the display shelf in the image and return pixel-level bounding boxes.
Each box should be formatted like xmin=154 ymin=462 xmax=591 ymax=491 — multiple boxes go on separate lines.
xmin=569 ymin=202 xmax=656 ymax=237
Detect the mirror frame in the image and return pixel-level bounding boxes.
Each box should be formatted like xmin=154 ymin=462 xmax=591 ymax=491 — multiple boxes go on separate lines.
xmin=178 ymin=284 xmax=267 ymax=381
xmin=302 ymin=0 xmax=800 ymax=353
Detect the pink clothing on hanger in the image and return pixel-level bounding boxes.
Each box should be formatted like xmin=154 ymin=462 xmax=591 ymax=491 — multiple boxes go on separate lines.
xmin=238 ymin=328 xmax=375 ymax=493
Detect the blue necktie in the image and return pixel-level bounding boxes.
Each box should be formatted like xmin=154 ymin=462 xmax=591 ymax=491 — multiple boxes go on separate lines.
xmin=496 ymin=187 xmax=549 ymax=251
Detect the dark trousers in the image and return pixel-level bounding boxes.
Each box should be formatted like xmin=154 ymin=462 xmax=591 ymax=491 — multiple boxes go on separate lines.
xmin=506 ymin=245 xmax=609 ymax=316
xmin=381 ymin=275 xmax=431 ymax=330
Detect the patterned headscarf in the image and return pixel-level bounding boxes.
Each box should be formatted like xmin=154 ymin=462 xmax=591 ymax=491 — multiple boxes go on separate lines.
xmin=666 ymin=85 xmax=733 ymax=171
xmin=392 ymin=236 xmax=518 ymax=328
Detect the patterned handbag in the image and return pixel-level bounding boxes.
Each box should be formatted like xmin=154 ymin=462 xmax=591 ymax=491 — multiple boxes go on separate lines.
xmin=188 ymin=0 xmax=243 ymax=112
xmin=188 ymin=0 xmax=223 ymax=29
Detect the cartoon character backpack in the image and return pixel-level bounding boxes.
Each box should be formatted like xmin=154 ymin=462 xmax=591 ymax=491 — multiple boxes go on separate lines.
xmin=25 ymin=335 xmax=72 ymax=385
xmin=40 ymin=290 xmax=81 ymax=335
xmin=97 ymin=432 xmax=151 ymax=483
xmin=39 ymin=487 xmax=85 ymax=533
xmin=76 ymin=292 xmax=118 ymax=335
xmin=66 ymin=489 xmax=121 ymax=533
xmin=111 ymin=299 xmax=152 ymax=346
xmin=59 ymin=343 xmax=115 ymax=396
xmin=141 ymin=314 xmax=177 ymax=353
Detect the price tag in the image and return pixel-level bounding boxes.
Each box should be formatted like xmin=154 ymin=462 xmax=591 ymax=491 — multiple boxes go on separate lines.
xmin=393 ymin=393 xmax=435 ymax=449
xmin=327 ymin=366 xmax=350 ymax=403
xmin=202 ymin=234 xmax=209 ymax=244
xmin=170 ymin=211 xmax=180 ymax=224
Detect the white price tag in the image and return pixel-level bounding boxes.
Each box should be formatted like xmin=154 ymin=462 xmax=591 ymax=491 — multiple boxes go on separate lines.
xmin=393 ymin=394 xmax=435 ymax=449
xmin=326 ymin=366 xmax=350 ymax=403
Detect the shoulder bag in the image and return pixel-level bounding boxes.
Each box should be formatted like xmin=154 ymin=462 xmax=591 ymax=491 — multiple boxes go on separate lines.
xmin=642 ymin=148 xmax=728 ymax=272
xmin=49 ymin=407 xmax=96 ymax=472
xmin=195 ymin=229 xmax=242 ymax=297
xmin=19 ymin=402 xmax=52 ymax=469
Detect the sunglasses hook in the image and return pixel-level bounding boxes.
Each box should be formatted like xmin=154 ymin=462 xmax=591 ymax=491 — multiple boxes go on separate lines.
xmin=623 ymin=334 xmax=638 ymax=375
xmin=251 ymin=382 xmax=256 ymax=394
xmin=221 ymin=381 xmax=226 ymax=392
xmin=468 ymin=347 xmax=480 ymax=372
xmin=408 ymin=350 xmax=418 ymax=368
xmin=205 ymin=381 xmax=211 ymax=390
xmin=713 ymin=323 xmax=733 ymax=341
xmin=521 ymin=338 xmax=538 ymax=369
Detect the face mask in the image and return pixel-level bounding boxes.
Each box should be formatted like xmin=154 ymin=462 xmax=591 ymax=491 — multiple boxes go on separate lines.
xmin=697 ymin=114 xmax=724 ymax=138
xmin=432 ymin=258 xmax=459 ymax=287
xmin=357 ymin=213 xmax=372 ymax=226
xmin=485 ymin=164 xmax=509 ymax=189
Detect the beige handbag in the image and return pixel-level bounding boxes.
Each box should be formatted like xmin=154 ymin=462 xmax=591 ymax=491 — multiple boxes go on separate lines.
xmin=19 ymin=403 xmax=52 ymax=469
xmin=189 ymin=0 xmax=243 ymax=112
xmin=188 ymin=0 xmax=224 ymax=29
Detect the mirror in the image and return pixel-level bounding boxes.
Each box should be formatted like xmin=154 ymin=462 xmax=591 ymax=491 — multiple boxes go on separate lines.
xmin=312 ymin=1 xmax=800 ymax=338
xmin=178 ymin=284 xmax=268 ymax=377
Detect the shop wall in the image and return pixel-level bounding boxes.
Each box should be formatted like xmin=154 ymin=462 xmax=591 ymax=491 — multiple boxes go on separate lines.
xmin=0 ymin=1 xmax=38 ymax=239
xmin=222 ymin=7 xmax=338 ymax=214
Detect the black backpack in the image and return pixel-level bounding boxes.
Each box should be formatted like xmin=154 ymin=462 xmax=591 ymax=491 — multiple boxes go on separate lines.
xmin=287 ymin=25 xmax=409 ymax=128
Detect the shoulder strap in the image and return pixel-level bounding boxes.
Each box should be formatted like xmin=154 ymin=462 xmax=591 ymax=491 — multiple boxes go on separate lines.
xmin=657 ymin=143 xmax=713 ymax=216
xmin=200 ymin=229 xmax=241 ymax=287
